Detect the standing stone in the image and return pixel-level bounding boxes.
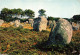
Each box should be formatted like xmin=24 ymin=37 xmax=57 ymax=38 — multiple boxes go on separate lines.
xmin=50 ymin=20 xmax=56 ymax=28
xmin=31 ymin=23 xmax=33 ymax=27
xmin=28 ymin=19 xmax=34 ymax=24
xmin=47 ymin=20 xmax=52 ymax=26
xmin=14 ymin=20 xmax=20 ymax=27
xmin=26 ymin=21 xmax=28 ymax=23
xmin=33 ymin=16 xmax=47 ymax=31
xmin=19 ymin=24 xmax=23 ymax=28
xmin=76 ymin=22 xmax=80 ymax=30
xmin=48 ymin=18 xmax=73 ymax=44
xmin=10 ymin=21 xmax=14 ymax=25
xmin=72 ymin=22 xmax=79 ymax=30
xmin=28 ymin=19 xmax=34 ymax=27
xmin=0 ymin=19 xmax=4 ymax=26
xmin=79 ymin=21 xmax=80 ymax=30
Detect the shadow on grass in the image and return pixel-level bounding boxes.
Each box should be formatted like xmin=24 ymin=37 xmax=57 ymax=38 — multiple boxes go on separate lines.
xmin=35 ymin=41 xmax=52 ymax=51
xmin=34 ymin=40 xmax=79 ymax=55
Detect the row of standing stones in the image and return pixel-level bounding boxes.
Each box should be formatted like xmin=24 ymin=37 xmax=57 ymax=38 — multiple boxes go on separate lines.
xmin=33 ymin=16 xmax=73 ymax=45
xmin=0 ymin=16 xmax=80 ymax=45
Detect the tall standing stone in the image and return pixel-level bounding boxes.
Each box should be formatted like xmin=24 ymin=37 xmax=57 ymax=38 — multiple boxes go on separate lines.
xmin=48 ymin=18 xmax=73 ymax=44
xmin=0 ymin=19 xmax=4 ymax=26
xmin=33 ymin=16 xmax=47 ymax=31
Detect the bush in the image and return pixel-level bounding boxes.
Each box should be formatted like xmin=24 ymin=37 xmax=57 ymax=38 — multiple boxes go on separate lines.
xmin=47 ymin=16 xmax=60 ymax=22
xmin=20 ymin=19 xmax=27 ymax=23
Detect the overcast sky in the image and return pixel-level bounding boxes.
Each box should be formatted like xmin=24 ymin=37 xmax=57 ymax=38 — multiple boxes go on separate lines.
xmin=0 ymin=0 xmax=80 ymax=18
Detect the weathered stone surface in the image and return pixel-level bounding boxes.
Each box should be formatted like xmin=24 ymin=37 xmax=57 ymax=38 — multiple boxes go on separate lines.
xmin=49 ymin=18 xmax=73 ymax=44
xmin=31 ymin=23 xmax=33 ymax=27
xmin=72 ymin=22 xmax=79 ymax=30
xmin=28 ymin=19 xmax=34 ymax=24
xmin=28 ymin=19 xmax=34 ymax=27
xmin=10 ymin=21 xmax=14 ymax=25
xmin=47 ymin=20 xmax=52 ymax=26
xmin=14 ymin=20 xmax=20 ymax=27
xmin=33 ymin=16 xmax=47 ymax=31
xmin=26 ymin=21 xmax=28 ymax=23
xmin=19 ymin=24 xmax=23 ymax=28
xmin=0 ymin=19 xmax=4 ymax=26
xmin=50 ymin=20 xmax=56 ymax=28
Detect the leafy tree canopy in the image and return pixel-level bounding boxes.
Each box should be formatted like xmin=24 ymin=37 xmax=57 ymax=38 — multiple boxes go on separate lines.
xmin=1 ymin=8 xmax=9 ymax=14
xmin=47 ymin=16 xmax=60 ymax=21
xmin=38 ymin=9 xmax=46 ymax=16
xmin=73 ymin=15 xmax=80 ymax=21
xmin=24 ymin=9 xmax=35 ymax=18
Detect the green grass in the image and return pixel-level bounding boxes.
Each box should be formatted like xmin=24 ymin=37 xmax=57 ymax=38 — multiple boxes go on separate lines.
xmin=0 ymin=27 xmax=80 ymax=55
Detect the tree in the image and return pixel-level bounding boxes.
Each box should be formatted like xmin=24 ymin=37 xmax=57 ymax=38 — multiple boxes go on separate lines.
xmin=24 ymin=9 xmax=35 ymax=18
xmin=47 ymin=16 xmax=54 ymax=21
xmin=47 ymin=16 xmax=60 ymax=21
xmin=21 ymin=11 xmax=25 ymax=17
xmin=16 ymin=8 xmax=22 ymax=15
xmin=38 ymin=9 xmax=46 ymax=16
xmin=1 ymin=8 xmax=10 ymax=18
xmin=73 ymin=15 xmax=80 ymax=22
xmin=11 ymin=9 xmax=17 ymax=16
xmin=1 ymin=8 xmax=14 ymax=22
xmin=11 ymin=8 xmax=23 ymax=18
xmin=8 ymin=9 xmax=12 ymax=17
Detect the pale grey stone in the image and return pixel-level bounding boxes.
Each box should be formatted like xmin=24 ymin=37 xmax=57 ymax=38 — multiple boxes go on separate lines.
xmin=48 ymin=18 xmax=73 ymax=44
xmin=14 ymin=20 xmax=20 ymax=27
xmin=0 ymin=19 xmax=4 ymax=26
xmin=33 ymin=16 xmax=47 ymax=31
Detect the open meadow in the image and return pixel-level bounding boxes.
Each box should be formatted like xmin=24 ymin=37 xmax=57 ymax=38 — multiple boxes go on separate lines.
xmin=0 ymin=23 xmax=80 ymax=55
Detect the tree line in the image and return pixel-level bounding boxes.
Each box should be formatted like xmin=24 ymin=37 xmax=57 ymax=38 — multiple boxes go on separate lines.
xmin=0 ymin=8 xmax=80 ymax=22
xmin=0 ymin=8 xmax=46 ymax=22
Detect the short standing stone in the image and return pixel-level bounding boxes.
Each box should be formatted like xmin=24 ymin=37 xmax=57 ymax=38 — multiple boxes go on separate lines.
xmin=14 ymin=20 xmax=20 ymax=27
xmin=28 ymin=19 xmax=34 ymax=24
xmin=0 ymin=19 xmax=4 ymax=26
xmin=19 ymin=24 xmax=23 ymax=28
xmin=72 ymin=22 xmax=79 ymax=30
xmin=49 ymin=18 xmax=73 ymax=44
xmin=33 ymin=16 xmax=47 ymax=31
xmin=26 ymin=21 xmax=28 ymax=23
xmin=10 ymin=21 xmax=14 ymax=25
xmin=28 ymin=19 xmax=34 ymax=27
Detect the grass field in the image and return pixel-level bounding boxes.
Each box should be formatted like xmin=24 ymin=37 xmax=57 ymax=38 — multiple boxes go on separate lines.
xmin=0 ymin=23 xmax=80 ymax=55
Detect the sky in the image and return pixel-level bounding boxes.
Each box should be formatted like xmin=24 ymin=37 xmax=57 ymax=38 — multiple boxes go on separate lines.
xmin=0 ymin=0 xmax=80 ymax=18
